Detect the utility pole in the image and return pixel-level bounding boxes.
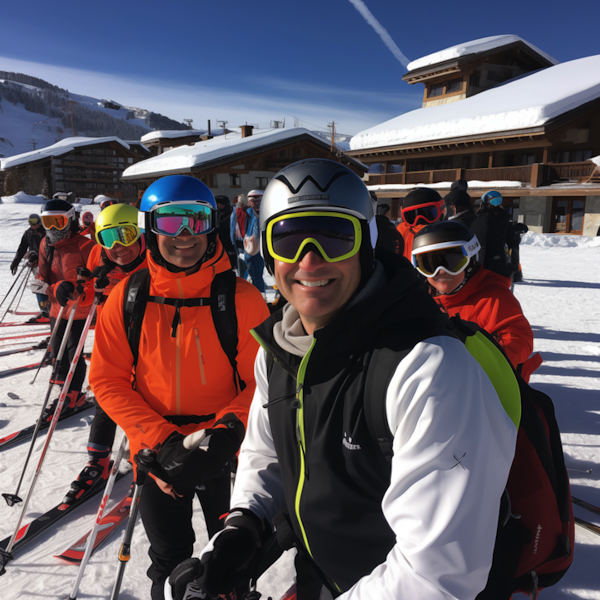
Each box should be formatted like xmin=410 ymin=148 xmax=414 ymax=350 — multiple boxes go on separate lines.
xmin=328 ymin=121 xmax=335 ymax=153
xmin=217 ymin=120 xmax=228 ymax=139
xmin=183 ymin=119 xmax=193 ymax=130
xmin=29 ymin=139 xmax=38 ymax=150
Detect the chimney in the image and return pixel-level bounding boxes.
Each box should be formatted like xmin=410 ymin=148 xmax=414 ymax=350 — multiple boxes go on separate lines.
xmin=202 ymin=119 xmax=213 ymax=141
xmin=240 ymin=125 xmax=254 ymax=138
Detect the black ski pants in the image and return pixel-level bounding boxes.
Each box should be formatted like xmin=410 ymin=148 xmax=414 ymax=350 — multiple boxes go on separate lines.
xmin=88 ymin=402 xmax=117 ymax=449
xmin=49 ymin=317 xmax=87 ymax=394
xmin=139 ymin=472 xmax=231 ymax=600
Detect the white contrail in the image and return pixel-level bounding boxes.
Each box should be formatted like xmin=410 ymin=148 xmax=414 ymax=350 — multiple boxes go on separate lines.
xmin=347 ymin=0 xmax=410 ymax=68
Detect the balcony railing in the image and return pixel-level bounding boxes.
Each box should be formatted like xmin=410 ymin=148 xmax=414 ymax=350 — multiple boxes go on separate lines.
xmin=367 ymin=162 xmax=597 ymax=188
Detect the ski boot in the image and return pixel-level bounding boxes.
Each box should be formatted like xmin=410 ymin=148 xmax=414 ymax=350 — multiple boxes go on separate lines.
xmin=42 ymin=390 xmax=87 ymax=422
xmin=61 ymin=455 xmax=111 ymax=506
xmin=27 ymin=312 xmax=50 ymax=324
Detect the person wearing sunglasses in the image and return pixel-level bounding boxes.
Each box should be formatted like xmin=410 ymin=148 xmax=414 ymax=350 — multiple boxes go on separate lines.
xmin=59 ymin=203 xmax=148 ymax=506
xmin=396 ymin=187 xmax=446 ymax=262
xmin=412 ymin=221 xmax=536 ymax=377
xmin=36 ymin=198 xmax=96 ymax=420
xmin=88 ymin=175 xmax=269 ymax=600
xmin=166 ymin=160 xmax=518 ymax=600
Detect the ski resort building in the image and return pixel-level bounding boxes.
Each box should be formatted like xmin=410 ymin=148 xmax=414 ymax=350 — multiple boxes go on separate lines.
xmin=0 ymin=137 xmax=150 ymax=202
xmin=122 ymin=126 xmax=366 ymax=199
xmin=348 ymin=36 xmax=600 ymax=236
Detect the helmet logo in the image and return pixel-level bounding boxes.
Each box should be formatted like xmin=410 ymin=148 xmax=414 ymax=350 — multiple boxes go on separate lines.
xmin=289 ymin=194 xmax=330 ymax=204
xmin=277 ymin=171 xmax=347 ymax=194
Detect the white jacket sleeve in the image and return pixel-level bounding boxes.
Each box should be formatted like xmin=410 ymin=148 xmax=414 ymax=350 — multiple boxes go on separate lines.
xmin=340 ymin=336 xmax=517 ymax=600
xmin=229 ymin=347 xmax=287 ymax=523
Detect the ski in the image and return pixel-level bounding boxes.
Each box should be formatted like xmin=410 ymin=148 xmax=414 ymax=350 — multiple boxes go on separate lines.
xmin=54 ymin=490 xmax=133 ymax=564
xmin=0 ymin=346 xmax=37 ymax=358
xmin=0 ymin=361 xmax=48 ymax=380
xmin=9 ymin=311 xmax=38 ymax=316
xmin=0 ymin=472 xmax=126 ymax=557
xmin=573 ymin=495 xmax=600 ymax=519
xmin=575 ymin=516 xmax=600 ymax=537
xmin=0 ymin=318 xmax=50 ymax=328
xmin=0 ymin=331 xmax=48 ymax=342
xmin=0 ymin=399 xmax=95 ymax=451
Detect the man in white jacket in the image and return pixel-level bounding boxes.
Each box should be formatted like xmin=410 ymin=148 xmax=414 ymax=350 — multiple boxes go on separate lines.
xmin=167 ymin=159 xmax=519 ymax=600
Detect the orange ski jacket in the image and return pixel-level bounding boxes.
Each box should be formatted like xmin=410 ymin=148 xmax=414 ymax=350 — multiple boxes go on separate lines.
xmin=433 ymin=267 xmax=534 ymax=369
xmin=88 ymin=244 xmax=270 ymax=462
xmin=397 ymin=221 xmax=426 ymax=262
xmin=79 ymin=242 xmax=148 ymax=322
xmin=37 ymin=233 xmax=96 ymax=320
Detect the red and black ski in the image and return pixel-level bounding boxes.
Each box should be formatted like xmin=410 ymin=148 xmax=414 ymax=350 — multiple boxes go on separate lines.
xmin=0 ymin=399 xmax=95 ymax=451
xmin=0 ymin=471 xmax=127 ymax=557
xmin=575 ymin=516 xmax=600 ymax=537
xmin=0 ymin=318 xmax=50 ymax=328
xmin=0 ymin=346 xmax=38 ymax=358
xmin=0 ymin=331 xmax=48 ymax=342
xmin=0 ymin=362 xmax=48 ymax=380
xmin=573 ymin=496 xmax=600 ymax=519
xmin=54 ymin=491 xmax=133 ymax=564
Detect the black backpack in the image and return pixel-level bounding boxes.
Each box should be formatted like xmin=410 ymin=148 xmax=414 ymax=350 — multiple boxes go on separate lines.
xmin=364 ymin=316 xmax=574 ymax=600
xmin=123 ymin=268 xmax=245 ymax=393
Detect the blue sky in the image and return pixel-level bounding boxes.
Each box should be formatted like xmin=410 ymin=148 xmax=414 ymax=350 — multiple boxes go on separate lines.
xmin=1 ymin=0 xmax=599 ymax=136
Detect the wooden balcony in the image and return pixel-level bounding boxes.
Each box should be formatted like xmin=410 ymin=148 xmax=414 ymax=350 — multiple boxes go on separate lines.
xmin=367 ymin=162 xmax=597 ymax=188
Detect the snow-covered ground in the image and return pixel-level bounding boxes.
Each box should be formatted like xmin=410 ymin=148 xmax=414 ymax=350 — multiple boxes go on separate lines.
xmin=0 ymin=197 xmax=599 ymax=599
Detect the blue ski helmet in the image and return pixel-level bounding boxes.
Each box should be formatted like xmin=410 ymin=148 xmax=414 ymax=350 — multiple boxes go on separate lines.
xmin=139 ymin=175 xmax=220 ymax=272
xmin=481 ymin=190 xmax=503 ymax=207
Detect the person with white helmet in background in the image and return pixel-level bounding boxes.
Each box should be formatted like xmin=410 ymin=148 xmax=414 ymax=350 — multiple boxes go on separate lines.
xmin=243 ymin=189 xmax=266 ymax=293
xmin=89 ymin=175 xmax=269 ymax=600
xmin=37 ymin=198 xmax=95 ymax=421
xmin=166 ymin=159 xmax=518 ymax=600
xmin=60 ymin=203 xmax=148 ymax=506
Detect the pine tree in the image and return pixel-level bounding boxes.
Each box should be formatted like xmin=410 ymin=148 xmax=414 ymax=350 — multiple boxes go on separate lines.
xmin=4 ymin=170 xmax=19 ymax=196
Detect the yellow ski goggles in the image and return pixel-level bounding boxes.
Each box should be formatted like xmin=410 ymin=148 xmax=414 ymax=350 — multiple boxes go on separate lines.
xmin=96 ymin=224 xmax=141 ymax=249
xmin=266 ymin=211 xmax=362 ymax=263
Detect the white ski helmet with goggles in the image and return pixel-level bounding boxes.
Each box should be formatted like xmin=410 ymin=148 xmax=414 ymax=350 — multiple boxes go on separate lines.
xmin=259 ymin=159 xmax=378 ymax=283
xmin=411 ymin=221 xmax=481 ymax=279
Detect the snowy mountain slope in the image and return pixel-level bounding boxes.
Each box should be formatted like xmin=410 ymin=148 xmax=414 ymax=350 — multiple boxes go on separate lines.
xmin=0 ymin=198 xmax=598 ymax=599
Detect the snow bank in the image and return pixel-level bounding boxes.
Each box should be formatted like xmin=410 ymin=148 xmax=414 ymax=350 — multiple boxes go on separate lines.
xmin=406 ymin=34 xmax=558 ymax=72
xmin=521 ymin=231 xmax=600 ymax=247
xmin=591 ymin=155 xmax=600 ymax=167
xmin=351 ymin=55 xmax=600 ymax=150
xmin=0 ymin=191 xmax=46 ymax=204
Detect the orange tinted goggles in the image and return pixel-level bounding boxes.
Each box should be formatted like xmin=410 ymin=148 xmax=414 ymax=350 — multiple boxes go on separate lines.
xmin=41 ymin=213 xmax=70 ymax=230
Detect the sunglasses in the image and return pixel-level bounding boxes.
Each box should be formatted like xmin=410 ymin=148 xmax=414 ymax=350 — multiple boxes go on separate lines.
xmin=96 ymin=224 xmax=141 ymax=249
xmin=266 ymin=211 xmax=362 ymax=264
xmin=401 ymin=200 xmax=445 ymax=226
xmin=412 ymin=245 xmax=470 ymax=278
xmin=150 ymin=203 xmax=214 ymax=237
xmin=41 ymin=213 xmax=70 ymax=230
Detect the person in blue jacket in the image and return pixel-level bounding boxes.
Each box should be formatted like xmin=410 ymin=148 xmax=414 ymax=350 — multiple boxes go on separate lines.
xmin=229 ymin=194 xmax=248 ymax=278
xmin=243 ymin=190 xmax=266 ymax=293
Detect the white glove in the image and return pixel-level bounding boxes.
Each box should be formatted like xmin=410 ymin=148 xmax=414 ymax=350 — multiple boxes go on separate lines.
xmin=30 ymin=279 xmax=49 ymax=295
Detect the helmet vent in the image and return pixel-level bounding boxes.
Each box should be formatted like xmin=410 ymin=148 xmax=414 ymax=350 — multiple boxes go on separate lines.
xmin=289 ymin=193 xmax=330 ymax=204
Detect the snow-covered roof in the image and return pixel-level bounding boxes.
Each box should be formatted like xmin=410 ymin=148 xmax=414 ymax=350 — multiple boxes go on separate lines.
xmin=123 ymin=127 xmax=355 ymax=179
xmin=141 ymin=129 xmax=211 ymax=142
xmin=351 ymin=55 xmax=600 ymax=151
xmin=0 ymin=136 xmax=131 ymax=170
xmin=406 ymin=35 xmax=558 ymax=72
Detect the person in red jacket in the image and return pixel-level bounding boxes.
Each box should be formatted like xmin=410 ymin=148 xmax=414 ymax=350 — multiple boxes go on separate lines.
xmin=61 ymin=203 xmax=148 ymax=506
xmin=411 ymin=221 xmax=539 ymax=379
xmin=89 ymin=175 xmax=269 ymax=600
xmin=80 ymin=211 xmax=96 ymax=238
xmin=396 ymin=188 xmax=446 ymax=262
xmin=37 ymin=199 xmax=95 ymax=419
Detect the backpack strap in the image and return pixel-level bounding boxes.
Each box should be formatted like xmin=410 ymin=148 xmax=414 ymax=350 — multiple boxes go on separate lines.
xmin=123 ymin=268 xmax=151 ymax=386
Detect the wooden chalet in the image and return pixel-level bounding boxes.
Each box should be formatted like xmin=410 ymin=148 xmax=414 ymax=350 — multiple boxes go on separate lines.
xmin=122 ymin=126 xmax=366 ymax=199
xmin=0 ymin=137 xmax=150 ymax=202
xmin=348 ymin=37 xmax=600 ymax=236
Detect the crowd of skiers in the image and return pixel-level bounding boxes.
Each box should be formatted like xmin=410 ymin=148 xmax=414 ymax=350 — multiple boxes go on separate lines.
xmin=6 ymin=162 xmax=546 ymax=600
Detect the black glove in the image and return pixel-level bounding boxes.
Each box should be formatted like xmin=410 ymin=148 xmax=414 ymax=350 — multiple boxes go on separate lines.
xmin=139 ymin=427 xmax=240 ymax=492
xmin=10 ymin=258 xmax=19 ymax=276
xmin=169 ymin=510 xmax=265 ymax=600
xmin=27 ymin=251 xmax=38 ymax=267
xmin=55 ymin=281 xmax=78 ymax=307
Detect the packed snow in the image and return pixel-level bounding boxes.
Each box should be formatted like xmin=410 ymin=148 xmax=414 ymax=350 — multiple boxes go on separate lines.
xmin=0 ymin=199 xmax=599 ymax=600
xmin=350 ymin=55 xmax=600 ymax=151
xmin=406 ymin=34 xmax=558 ymax=72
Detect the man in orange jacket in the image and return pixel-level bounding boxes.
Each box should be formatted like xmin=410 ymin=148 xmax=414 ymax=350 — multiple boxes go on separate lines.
xmin=412 ymin=221 xmax=539 ymax=380
xmin=62 ymin=203 xmax=148 ymax=506
xmin=397 ymin=188 xmax=446 ymax=262
xmin=89 ymin=175 xmax=269 ymax=600
xmin=37 ymin=199 xmax=95 ymax=420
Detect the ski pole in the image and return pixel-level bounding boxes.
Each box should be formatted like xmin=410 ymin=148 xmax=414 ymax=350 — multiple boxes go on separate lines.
xmin=0 ymin=296 xmax=98 ymax=576
xmin=67 ymin=434 xmax=128 ymax=600
xmin=109 ymin=450 xmax=155 ymax=600
xmin=2 ymin=304 xmax=74 ymax=507
xmin=11 ymin=265 xmax=33 ymax=317
xmin=0 ymin=263 xmax=29 ymax=310
xmin=30 ymin=304 xmax=67 ymax=385
xmin=0 ymin=265 xmax=32 ymax=324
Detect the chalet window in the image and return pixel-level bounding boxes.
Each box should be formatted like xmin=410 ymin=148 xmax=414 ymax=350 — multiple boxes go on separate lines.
xmin=551 ymin=198 xmax=585 ymax=234
xmin=230 ymin=173 xmax=241 ymax=187
xmin=387 ymin=163 xmax=403 ymax=174
xmin=368 ymin=163 xmax=385 ymax=174
xmin=428 ymin=83 xmax=444 ymax=98
xmin=552 ymin=149 xmax=594 ymax=163
xmin=207 ymin=174 xmax=217 ymax=188
xmin=469 ymin=72 xmax=481 ymax=87
xmin=256 ymin=177 xmax=269 ymax=190
xmin=279 ymin=150 xmax=287 ymax=159
xmin=522 ymin=153 xmax=535 ymax=165
xmin=446 ymin=79 xmax=463 ymax=93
